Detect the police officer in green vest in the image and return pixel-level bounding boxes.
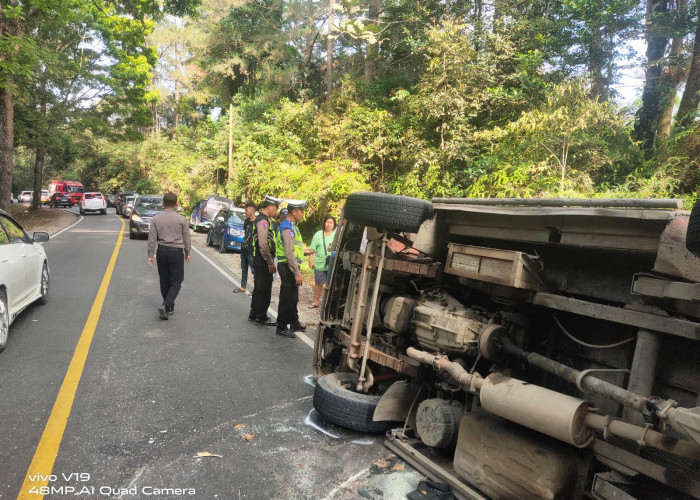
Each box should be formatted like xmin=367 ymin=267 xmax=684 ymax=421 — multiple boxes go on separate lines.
xmin=274 ymin=201 xmax=307 ymax=338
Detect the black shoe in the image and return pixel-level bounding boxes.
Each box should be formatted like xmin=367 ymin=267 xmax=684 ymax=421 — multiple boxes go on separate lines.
xmin=275 ymin=327 xmax=296 ymax=338
xmin=158 ymin=306 xmax=168 ymax=320
xmin=290 ymin=322 xmax=306 ymax=332
xmin=256 ymin=318 xmax=277 ymax=326
xmin=167 ymin=310 xmax=174 ymax=316
xmin=248 ymin=313 xmax=257 ymax=322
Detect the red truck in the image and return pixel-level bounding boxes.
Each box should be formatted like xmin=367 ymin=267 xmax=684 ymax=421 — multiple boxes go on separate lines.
xmin=48 ymin=180 xmax=84 ymax=205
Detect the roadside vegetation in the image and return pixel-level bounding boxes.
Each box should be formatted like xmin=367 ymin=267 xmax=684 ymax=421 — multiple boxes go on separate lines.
xmin=2 ymin=0 xmax=699 ymax=237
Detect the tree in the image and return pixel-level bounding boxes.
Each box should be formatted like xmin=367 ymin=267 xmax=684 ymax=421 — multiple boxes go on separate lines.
xmin=467 ymin=79 xmax=633 ymax=196
xmin=0 ymin=0 xmax=200 ymax=211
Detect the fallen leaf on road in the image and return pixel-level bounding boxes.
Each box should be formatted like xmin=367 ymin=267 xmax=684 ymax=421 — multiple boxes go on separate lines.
xmin=244 ymin=434 xmax=254 ymax=441
xmin=195 ymin=452 xmax=222 ymax=458
xmin=391 ymin=464 xmax=405 ymax=471
xmin=234 ymin=424 xmax=245 ymax=430
xmin=374 ymin=458 xmax=389 ymax=468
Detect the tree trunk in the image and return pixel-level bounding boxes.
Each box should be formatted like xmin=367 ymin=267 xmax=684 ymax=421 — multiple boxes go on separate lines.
xmin=657 ymin=34 xmax=685 ymax=142
xmin=656 ymin=0 xmax=686 ymax=141
xmin=589 ymin=24 xmax=609 ymax=102
xmin=31 ymin=146 xmax=45 ymax=211
xmin=228 ymin=101 xmax=233 ymax=180
xmin=0 ymin=0 xmax=21 ymax=212
xmin=677 ymin=15 xmax=700 ymax=127
xmin=0 ymin=84 xmax=13 ymax=212
xmin=633 ymin=0 xmax=670 ymax=152
xmin=326 ymin=0 xmax=334 ymax=94
xmin=364 ymin=0 xmax=381 ymax=82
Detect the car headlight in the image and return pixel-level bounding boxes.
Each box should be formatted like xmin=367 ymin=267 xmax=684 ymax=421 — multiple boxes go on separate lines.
xmin=228 ymin=228 xmax=243 ymax=237
xmin=131 ymin=214 xmax=143 ymax=223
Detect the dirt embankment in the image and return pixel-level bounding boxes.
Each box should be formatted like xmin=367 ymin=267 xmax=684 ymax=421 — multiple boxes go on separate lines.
xmin=8 ymin=205 xmax=78 ymax=235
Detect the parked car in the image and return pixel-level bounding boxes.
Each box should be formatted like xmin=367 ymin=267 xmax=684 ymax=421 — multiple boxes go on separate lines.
xmin=115 ymin=191 xmax=138 ymax=215
xmin=189 ymin=195 xmax=233 ymax=232
xmin=207 ymin=207 xmax=246 ymax=253
xmin=129 ymin=195 xmax=163 ymax=239
xmin=0 ymin=209 xmax=49 ymax=352
xmin=19 ymin=191 xmax=33 ymax=203
xmin=106 ymin=194 xmax=116 ymax=208
xmin=40 ymin=190 xmax=51 ymax=205
xmin=121 ymin=195 xmax=137 ymax=219
xmin=49 ymin=192 xmax=73 ymax=208
xmin=312 ymin=192 xmax=700 ymax=500
xmin=79 ymin=192 xmax=107 ymax=215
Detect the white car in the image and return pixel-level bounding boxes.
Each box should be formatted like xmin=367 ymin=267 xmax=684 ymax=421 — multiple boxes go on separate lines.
xmin=79 ymin=191 xmax=107 ymax=215
xmin=19 ymin=191 xmax=33 ymax=203
xmin=0 ymin=209 xmax=50 ymax=352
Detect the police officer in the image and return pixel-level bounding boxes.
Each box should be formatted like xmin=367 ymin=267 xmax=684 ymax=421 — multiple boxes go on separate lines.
xmin=147 ymin=192 xmax=191 ymax=320
xmin=249 ymin=196 xmax=280 ymax=325
xmin=275 ymin=201 xmax=307 ymax=338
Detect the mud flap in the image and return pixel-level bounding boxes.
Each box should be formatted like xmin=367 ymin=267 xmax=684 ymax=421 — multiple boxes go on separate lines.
xmin=374 ymin=380 xmax=425 ymax=422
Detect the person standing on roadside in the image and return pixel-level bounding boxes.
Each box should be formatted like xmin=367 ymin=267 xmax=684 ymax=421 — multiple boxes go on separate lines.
xmin=249 ymin=197 xmax=279 ymax=325
xmin=148 ymin=192 xmax=191 ymax=320
xmin=308 ymin=215 xmax=336 ymax=309
xmin=275 ymin=202 xmax=307 ymax=338
xmin=235 ymin=201 xmax=256 ymax=295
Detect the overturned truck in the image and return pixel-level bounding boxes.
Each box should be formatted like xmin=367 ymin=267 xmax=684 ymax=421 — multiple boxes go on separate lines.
xmin=312 ymin=193 xmax=700 ymax=500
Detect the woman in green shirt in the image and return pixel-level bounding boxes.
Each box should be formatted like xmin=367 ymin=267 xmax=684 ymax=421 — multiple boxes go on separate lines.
xmin=307 ymin=215 xmax=336 ymax=308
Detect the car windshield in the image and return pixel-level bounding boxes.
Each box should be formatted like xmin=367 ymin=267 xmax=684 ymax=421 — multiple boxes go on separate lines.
xmin=228 ymin=210 xmax=245 ymax=224
xmin=135 ymin=197 xmax=163 ymax=211
xmin=84 ymin=193 xmax=101 ymax=199
xmin=67 ymin=186 xmax=83 ymax=193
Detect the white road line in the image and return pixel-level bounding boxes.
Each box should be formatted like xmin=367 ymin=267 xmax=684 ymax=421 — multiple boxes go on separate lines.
xmin=320 ymin=466 xmax=372 ymax=500
xmin=191 ymin=245 xmax=316 ymax=349
xmin=49 ymin=212 xmax=83 ymax=238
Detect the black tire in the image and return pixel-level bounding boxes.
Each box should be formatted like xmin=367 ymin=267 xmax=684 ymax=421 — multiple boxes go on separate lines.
xmin=129 ymin=231 xmax=135 ymax=240
xmin=219 ymin=235 xmax=227 ymax=253
xmin=206 ymin=231 xmax=213 ymax=246
xmin=313 ymin=372 xmax=398 ymax=433
xmin=343 ymin=192 xmax=434 ymax=233
xmin=687 ymin=201 xmax=700 ymax=256
xmin=38 ymin=262 xmax=49 ymax=305
xmin=79 ymin=209 xmax=85 ymax=215
xmin=101 ymin=209 xmax=106 ymax=215
xmin=0 ymin=290 xmax=7 ymax=353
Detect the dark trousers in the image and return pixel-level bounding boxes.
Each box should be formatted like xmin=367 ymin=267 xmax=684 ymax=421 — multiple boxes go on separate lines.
xmin=156 ymin=245 xmax=185 ymax=312
xmin=250 ymin=255 xmax=273 ymax=320
xmin=277 ymin=262 xmax=299 ymax=328
xmin=240 ymin=251 xmax=255 ymax=289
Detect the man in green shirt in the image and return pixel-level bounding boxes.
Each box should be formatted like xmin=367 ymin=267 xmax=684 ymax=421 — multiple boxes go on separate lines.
xmin=307 ymin=215 xmax=336 ymax=308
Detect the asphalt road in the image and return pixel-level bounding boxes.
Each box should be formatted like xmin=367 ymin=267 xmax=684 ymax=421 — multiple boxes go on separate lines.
xmin=0 ymin=208 xmax=422 ymax=499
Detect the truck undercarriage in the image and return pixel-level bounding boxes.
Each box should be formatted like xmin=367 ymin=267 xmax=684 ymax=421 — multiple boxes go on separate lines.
xmin=312 ymin=193 xmax=700 ymax=500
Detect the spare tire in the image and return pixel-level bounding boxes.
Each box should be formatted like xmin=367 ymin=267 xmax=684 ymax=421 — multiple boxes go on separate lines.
xmin=687 ymin=201 xmax=700 ymax=256
xmin=343 ymin=192 xmax=434 ymax=233
xmin=313 ymin=372 xmax=398 ymax=433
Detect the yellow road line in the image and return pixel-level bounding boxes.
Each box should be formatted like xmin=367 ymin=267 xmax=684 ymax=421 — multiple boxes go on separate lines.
xmin=17 ymin=217 xmax=125 ymax=499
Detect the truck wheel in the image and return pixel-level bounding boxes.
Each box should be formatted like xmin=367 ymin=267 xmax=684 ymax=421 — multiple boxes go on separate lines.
xmin=206 ymin=231 xmax=213 ymax=246
xmin=343 ymin=192 xmax=434 ymax=233
xmin=313 ymin=372 xmax=397 ymax=433
xmin=687 ymin=201 xmax=700 ymax=256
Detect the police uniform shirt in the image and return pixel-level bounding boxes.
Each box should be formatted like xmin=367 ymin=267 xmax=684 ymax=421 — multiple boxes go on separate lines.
xmin=255 ymin=213 xmax=275 ymax=266
xmin=148 ymin=209 xmax=191 ymax=258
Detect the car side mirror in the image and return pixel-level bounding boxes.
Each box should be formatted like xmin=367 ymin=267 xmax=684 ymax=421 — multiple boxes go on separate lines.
xmin=33 ymin=231 xmax=49 ymax=243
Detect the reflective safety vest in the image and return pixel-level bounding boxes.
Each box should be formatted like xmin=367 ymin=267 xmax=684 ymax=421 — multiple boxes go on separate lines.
xmin=252 ymin=214 xmax=276 ymax=257
xmin=275 ymin=219 xmax=304 ymax=263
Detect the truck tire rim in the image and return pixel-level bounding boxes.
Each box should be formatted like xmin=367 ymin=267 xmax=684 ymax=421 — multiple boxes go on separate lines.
xmin=41 ymin=265 xmax=49 ymax=298
xmin=0 ymin=297 xmax=8 ymax=346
